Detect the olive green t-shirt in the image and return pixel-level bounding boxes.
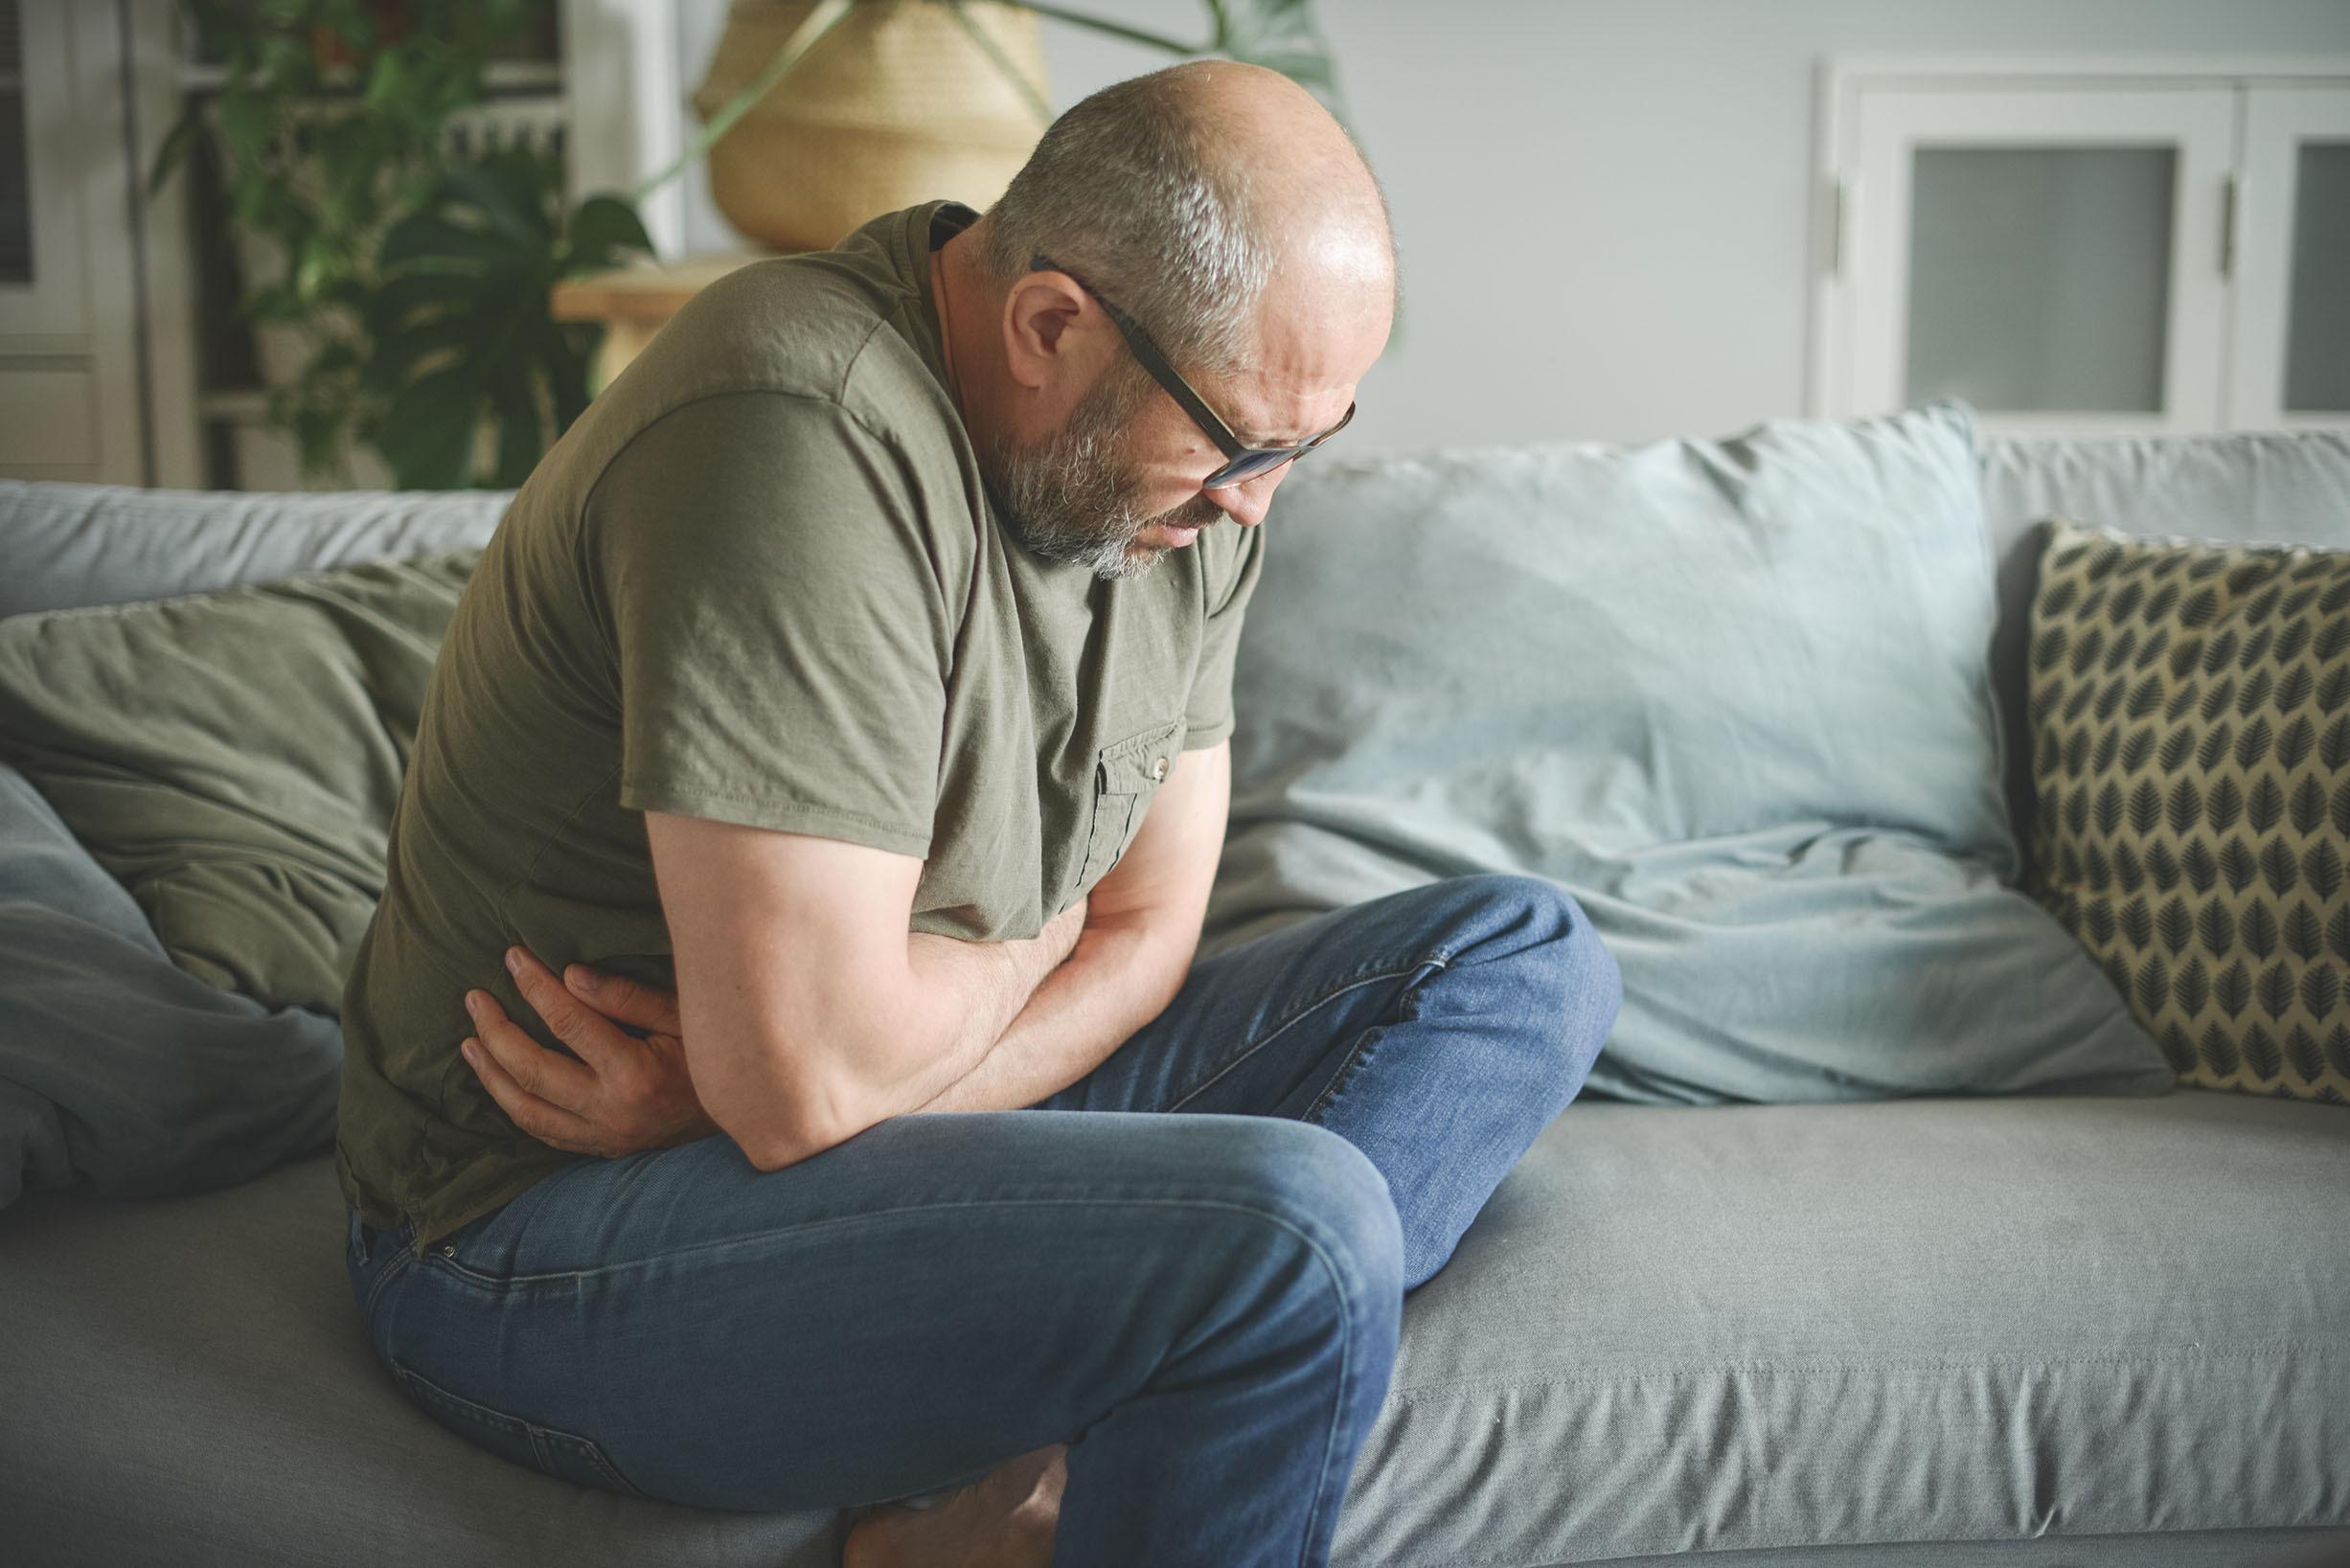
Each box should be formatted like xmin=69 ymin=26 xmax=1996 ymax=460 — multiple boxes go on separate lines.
xmin=334 ymin=200 xmax=1264 ymax=1251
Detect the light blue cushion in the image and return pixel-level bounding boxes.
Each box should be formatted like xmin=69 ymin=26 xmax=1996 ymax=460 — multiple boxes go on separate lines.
xmin=1208 ymin=401 xmax=2172 ymax=1102
xmin=0 ymin=479 xmax=509 ymax=618
xmin=0 ymin=763 xmax=342 ymax=1209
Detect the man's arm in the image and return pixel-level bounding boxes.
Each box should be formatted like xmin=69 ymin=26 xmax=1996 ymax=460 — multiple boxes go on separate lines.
xmin=643 ymin=814 xmax=1085 ymax=1170
xmin=909 ymin=740 xmax=1230 ymax=1113
xmin=459 ymin=750 xmax=1224 ymax=1156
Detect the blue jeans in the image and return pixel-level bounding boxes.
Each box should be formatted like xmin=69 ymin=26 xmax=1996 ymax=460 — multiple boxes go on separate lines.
xmin=345 ymin=874 xmax=1621 ymax=1567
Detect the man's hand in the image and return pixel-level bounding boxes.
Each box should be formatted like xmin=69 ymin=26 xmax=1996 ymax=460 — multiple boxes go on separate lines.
xmin=460 ymin=947 xmax=720 ymax=1158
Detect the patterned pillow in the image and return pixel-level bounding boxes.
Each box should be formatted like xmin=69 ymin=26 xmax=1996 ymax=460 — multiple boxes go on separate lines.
xmin=2024 ymin=518 xmax=2350 ymax=1102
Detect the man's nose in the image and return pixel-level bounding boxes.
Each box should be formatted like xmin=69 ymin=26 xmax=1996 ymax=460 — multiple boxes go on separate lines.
xmin=1205 ymin=465 xmax=1286 ymax=528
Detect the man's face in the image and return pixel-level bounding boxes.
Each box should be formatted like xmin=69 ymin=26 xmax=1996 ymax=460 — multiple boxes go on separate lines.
xmin=985 ymin=357 xmax=1228 ymax=580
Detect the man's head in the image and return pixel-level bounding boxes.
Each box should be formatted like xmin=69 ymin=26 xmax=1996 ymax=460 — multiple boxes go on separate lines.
xmin=940 ymin=60 xmax=1397 ymax=579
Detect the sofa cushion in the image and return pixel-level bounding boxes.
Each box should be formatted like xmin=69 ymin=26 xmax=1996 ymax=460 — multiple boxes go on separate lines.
xmin=1975 ymin=431 xmax=2350 ymax=885
xmin=0 ymin=1151 xmax=840 ymax=1568
xmin=2022 ymin=520 xmax=2350 ymax=1102
xmin=0 ymin=764 xmax=342 ymax=1210
xmin=1208 ymin=401 xmax=2171 ymax=1102
xmin=3 ymin=1095 xmax=2340 ymax=1567
xmin=1333 ymin=1091 xmax=2350 ymax=1566
xmin=0 ymin=478 xmax=510 ymax=618
xmin=0 ymin=551 xmax=476 ymax=1016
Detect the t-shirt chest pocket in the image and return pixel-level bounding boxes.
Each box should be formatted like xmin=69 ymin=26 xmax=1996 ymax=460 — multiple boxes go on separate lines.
xmin=1077 ymin=717 xmax=1185 ymax=889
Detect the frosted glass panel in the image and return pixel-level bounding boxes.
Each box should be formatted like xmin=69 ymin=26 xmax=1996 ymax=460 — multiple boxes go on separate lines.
xmin=2283 ymin=142 xmax=2350 ymax=413
xmin=1905 ymin=147 xmax=2175 ymax=413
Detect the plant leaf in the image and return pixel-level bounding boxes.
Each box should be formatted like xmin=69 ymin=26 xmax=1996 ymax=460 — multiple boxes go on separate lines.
xmin=375 ymin=366 xmax=485 ymax=489
xmin=563 ymin=194 xmax=655 ymax=275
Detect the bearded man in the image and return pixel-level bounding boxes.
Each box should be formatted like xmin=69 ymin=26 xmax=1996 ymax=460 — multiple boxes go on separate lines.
xmin=335 ymin=59 xmax=1620 ymax=1568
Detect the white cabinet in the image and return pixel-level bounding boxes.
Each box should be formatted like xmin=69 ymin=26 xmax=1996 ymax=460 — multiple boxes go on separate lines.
xmin=1812 ymin=56 xmax=2350 ymax=436
xmin=0 ymin=0 xmax=145 ymax=483
xmin=2231 ymin=86 xmax=2350 ymax=429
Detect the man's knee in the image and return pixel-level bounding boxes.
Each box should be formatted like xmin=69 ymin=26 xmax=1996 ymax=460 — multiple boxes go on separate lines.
xmin=1442 ymin=873 xmax=1623 ymax=1078
xmin=1205 ymin=1118 xmax=1405 ymax=1331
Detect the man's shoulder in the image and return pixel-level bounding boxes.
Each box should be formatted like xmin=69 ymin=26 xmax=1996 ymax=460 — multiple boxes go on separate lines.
xmin=620 ymin=247 xmax=940 ymax=416
xmin=573 ymin=256 xmax=957 ymax=493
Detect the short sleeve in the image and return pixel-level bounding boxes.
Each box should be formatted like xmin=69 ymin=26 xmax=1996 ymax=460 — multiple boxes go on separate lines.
xmin=1181 ymin=522 xmax=1266 ymax=751
xmin=588 ymin=391 xmax=957 ymax=856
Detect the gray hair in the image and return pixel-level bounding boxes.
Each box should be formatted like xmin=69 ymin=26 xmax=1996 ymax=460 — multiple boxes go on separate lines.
xmin=980 ymin=69 xmax=1276 ymax=379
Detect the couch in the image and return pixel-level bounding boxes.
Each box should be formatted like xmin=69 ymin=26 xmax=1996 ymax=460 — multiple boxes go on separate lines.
xmin=2 ymin=410 xmax=2346 ymax=1568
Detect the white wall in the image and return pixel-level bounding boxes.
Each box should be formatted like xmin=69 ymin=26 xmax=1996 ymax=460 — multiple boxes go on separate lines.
xmin=668 ymin=0 xmax=2350 ymax=452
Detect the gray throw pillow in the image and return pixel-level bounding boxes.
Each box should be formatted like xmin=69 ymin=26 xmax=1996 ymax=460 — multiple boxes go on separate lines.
xmin=1205 ymin=400 xmax=2173 ymax=1102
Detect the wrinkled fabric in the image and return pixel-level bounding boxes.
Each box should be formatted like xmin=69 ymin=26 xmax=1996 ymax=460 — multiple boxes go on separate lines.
xmin=0 ymin=552 xmax=477 ymax=1016
xmin=1207 ymin=401 xmax=2172 ymax=1102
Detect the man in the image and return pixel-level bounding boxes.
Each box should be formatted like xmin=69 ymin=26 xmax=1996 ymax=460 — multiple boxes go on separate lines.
xmin=336 ymin=60 xmax=1621 ymax=1568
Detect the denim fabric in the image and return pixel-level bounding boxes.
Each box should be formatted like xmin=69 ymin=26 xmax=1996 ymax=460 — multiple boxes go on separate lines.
xmin=347 ymin=873 xmax=1620 ymax=1568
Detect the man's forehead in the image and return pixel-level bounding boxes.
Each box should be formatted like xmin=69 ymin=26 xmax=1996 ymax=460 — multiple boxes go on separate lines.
xmin=1208 ymin=337 xmax=1376 ymax=446
xmin=1224 ymin=279 xmax=1388 ymax=440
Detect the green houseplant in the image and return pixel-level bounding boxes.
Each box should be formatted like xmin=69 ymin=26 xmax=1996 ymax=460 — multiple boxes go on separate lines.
xmin=158 ymin=0 xmax=1343 ymax=491
xmin=153 ymin=0 xmax=652 ymax=489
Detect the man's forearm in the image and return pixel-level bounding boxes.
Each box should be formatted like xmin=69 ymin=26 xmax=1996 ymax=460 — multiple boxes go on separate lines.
xmin=910 ymin=919 xmax=1193 ymax=1114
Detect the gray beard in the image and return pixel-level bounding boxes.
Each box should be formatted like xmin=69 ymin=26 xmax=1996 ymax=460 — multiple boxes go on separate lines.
xmin=987 ymin=364 xmax=1225 ymax=580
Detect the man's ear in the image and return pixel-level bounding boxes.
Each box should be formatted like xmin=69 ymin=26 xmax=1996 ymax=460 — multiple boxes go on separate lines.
xmin=1000 ymin=271 xmax=1092 ymax=394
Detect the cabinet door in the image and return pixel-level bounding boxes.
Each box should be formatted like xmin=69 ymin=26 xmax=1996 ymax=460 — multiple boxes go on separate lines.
xmin=0 ymin=0 xmax=142 ymax=482
xmin=2226 ymin=85 xmax=2350 ymax=429
xmin=0 ymin=0 xmax=85 ymax=337
xmin=1838 ymin=85 xmax=2236 ymax=434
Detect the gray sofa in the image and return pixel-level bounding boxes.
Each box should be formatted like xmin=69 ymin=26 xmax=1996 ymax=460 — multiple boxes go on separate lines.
xmin=3 ymin=420 xmax=2348 ymax=1568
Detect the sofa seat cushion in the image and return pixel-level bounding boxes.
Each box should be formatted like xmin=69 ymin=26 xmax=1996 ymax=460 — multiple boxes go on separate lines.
xmin=3 ymin=1094 xmax=2340 ymax=1567
xmin=1334 ymin=1090 xmax=2350 ymax=1566
xmin=0 ymin=1154 xmax=842 ymax=1568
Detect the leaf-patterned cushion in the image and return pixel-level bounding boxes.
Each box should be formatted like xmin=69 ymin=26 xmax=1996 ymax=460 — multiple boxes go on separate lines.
xmin=2025 ymin=518 xmax=2350 ymax=1102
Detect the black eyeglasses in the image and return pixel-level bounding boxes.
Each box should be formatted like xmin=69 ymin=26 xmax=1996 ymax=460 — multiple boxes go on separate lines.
xmin=1033 ymin=253 xmax=1355 ymax=491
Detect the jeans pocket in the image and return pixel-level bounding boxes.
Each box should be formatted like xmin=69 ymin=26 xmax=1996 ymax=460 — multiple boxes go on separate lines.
xmin=390 ymin=1360 xmax=651 ymax=1501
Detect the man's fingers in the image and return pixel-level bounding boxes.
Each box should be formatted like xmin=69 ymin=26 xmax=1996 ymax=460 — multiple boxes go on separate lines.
xmin=461 ymin=1033 xmax=607 ymax=1155
xmin=506 ymin=946 xmax=619 ymax=1064
xmin=562 ymin=964 xmax=682 ymax=1035
xmin=468 ymin=989 xmax=595 ymax=1104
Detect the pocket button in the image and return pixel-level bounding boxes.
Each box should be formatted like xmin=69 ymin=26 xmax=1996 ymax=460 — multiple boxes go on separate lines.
xmin=1152 ymin=756 xmax=1168 ymax=780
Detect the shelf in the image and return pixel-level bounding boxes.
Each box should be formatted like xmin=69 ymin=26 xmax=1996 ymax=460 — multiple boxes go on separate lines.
xmin=175 ymin=59 xmax=562 ymax=96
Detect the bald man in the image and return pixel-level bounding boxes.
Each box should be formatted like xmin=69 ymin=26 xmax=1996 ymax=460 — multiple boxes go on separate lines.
xmin=334 ymin=62 xmax=1619 ymax=1568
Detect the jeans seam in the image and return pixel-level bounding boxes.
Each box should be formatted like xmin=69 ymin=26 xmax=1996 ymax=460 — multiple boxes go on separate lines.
xmin=392 ymin=1359 xmax=651 ymax=1500
xmin=1301 ymin=976 xmax=1426 ymax=1128
xmin=360 ymin=1236 xmax=410 ymax=1323
xmin=1296 ymin=1227 xmax=1356 ymax=1568
xmin=422 ymin=1193 xmax=1372 ymax=1290
xmin=1162 ymin=955 xmax=1449 ymax=1115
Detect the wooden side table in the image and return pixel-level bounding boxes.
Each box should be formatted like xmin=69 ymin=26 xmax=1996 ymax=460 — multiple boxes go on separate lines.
xmin=551 ymin=252 xmax=792 ymax=391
